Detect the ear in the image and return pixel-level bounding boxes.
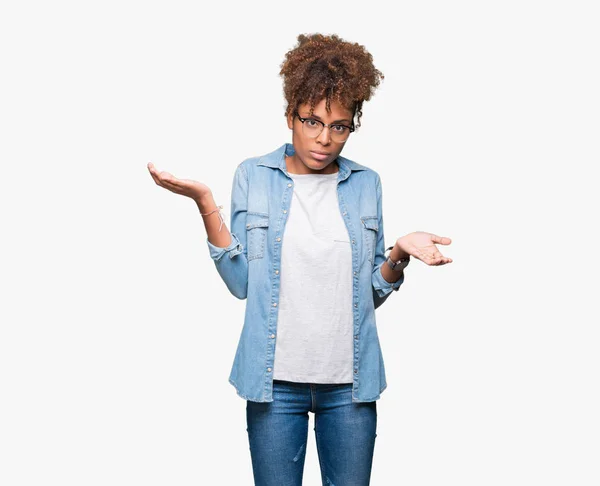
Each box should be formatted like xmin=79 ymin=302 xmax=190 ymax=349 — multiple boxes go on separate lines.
xmin=286 ymin=111 xmax=294 ymax=130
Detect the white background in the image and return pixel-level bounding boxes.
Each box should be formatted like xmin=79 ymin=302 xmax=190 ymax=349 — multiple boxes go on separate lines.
xmin=1 ymin=1 xmax=598 ymax=484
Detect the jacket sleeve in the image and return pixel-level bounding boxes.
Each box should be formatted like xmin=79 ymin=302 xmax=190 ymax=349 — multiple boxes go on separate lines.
xmin=371 ymin=174 xmax=405 ymax=310
xmin=205 ymin=163 xmax=249 ymax=299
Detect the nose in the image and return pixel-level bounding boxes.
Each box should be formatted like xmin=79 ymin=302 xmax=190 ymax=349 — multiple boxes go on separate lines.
xmin=316 ymin=126 xmax=331 ymax=145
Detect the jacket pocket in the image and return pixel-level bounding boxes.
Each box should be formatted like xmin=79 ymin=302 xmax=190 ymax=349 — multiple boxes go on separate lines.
xmin=246 ymin=213 xmax=269 ymax=261
xmin=361 ymin=216 xmax=379 ymax=265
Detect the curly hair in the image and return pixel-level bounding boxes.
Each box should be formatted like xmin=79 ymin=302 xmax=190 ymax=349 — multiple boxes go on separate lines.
xmin=279 ymin=33 xmax=384 ymax=130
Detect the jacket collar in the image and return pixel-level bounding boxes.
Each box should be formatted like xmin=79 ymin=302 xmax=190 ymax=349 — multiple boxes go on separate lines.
xmin=257 ymin=143 xmax=367 ymax=181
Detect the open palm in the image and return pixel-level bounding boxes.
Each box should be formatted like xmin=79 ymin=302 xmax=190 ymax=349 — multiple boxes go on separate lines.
xmin=397 ymin=231 xmax=453 ymax=266
xmin=147 ymin=162 xmax=211 ymax=202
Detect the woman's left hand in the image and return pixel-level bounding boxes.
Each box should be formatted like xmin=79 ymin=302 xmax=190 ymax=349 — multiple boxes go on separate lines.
xmin=396 ymin=232 xmax=453 ymax=266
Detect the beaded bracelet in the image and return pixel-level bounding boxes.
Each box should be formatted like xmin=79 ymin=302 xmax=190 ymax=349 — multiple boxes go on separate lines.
xmin=200 ymin=204 xmax=225 ymax=232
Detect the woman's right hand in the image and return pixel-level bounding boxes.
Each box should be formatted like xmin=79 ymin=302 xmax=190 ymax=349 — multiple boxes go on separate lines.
xmin=147 ymin=162 xmax=212 ymax=204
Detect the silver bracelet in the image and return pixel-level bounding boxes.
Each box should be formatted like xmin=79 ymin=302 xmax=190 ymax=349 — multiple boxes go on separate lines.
xmin=384 ymin=246 xmax=410 ymax=271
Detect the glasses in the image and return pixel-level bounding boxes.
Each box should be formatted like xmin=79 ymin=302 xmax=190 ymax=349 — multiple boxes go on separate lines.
xmin=294 ymin=111 xmax=355 ymax=143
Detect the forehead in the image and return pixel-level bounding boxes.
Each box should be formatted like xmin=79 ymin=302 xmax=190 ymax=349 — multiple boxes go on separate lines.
xmin=298 ymin=99 xmax=354 ymax=118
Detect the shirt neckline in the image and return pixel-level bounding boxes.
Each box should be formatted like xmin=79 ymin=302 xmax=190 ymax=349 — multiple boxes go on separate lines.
xmin=288 ymin=171 xmax=339 ymax=177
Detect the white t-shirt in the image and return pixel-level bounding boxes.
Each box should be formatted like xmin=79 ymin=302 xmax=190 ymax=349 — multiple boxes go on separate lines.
xmin=272 ymin=170 xmax=354 ymax=383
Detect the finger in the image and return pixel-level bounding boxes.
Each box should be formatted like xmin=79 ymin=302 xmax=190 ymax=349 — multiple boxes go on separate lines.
xmin=422 ymin=251 xmax=451 ymax=266
xmin=151 ymin=171 xmax=172 ymax=190
xmin=148 ymin=166 xmax=164 ymax=187
xmin=159 ymin=178 xmax=186 ymax=194
xmin=435 ymin=253 xmax=452 ymax=265
xmin=158 ymin=170 xmax=176 ymax=182
xmin=166 ymin=176 xmax=194 ymax=188
xmin=147 ymin=163 xmax=166 ymax=184
xmin=415 ymin=249 xmax=436 ymax=265
xmin=433 ymin=249 xmax=453 ymax=263
xmin=430 ymin=234 xmax=452 ymax=245
xmin=160 ymin=175 xmax=180 ymax=186
xmin=150 ymin=168 xmax=180 ymax=192
xmin=147 ymin=162 xmax=161 ymax=178
xmin=432 ymin=256 xmax=444 ymax=266
xmin=157 ymin=172 xmax=184 ymax=191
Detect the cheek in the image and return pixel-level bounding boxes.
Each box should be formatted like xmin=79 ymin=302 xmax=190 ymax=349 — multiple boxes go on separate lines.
xmin=291 ymin=130 xmax=305 ymax=147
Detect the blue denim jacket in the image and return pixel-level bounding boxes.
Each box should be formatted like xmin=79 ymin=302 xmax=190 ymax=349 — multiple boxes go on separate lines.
xmin=206 ymin=143 xmax=404 ymax=402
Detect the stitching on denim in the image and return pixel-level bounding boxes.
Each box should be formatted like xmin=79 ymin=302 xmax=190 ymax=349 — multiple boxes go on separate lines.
xmin=228 ymin=377 xmax=270 ymax=402
xmin=238 ymin=162 xmax=249 ymax=183
xmin=351 ymin=383 xmax=386 ymax=402
xmin=246 ymin=215 xmax=268 ymax=261
xmin=361 ymin=215 xmax=378 ymax=265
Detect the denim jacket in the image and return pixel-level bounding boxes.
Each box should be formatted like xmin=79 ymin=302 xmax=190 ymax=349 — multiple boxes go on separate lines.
xmin=206 ymin=143 xmax=404 ymax=402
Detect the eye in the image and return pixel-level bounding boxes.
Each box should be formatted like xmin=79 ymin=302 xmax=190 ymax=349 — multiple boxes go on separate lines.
xmin=306 ymin=119 xmax=319 ymax=127
xmin=332 ymin=125 xmax=348 ymax=133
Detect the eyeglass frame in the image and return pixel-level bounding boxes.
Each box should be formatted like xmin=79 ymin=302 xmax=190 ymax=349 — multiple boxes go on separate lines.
xmin=293 ymin=110 xmax=355 ymax=141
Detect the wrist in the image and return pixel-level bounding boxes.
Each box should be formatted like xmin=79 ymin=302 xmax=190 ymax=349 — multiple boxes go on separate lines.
xmin=390 ymin=241 xmax=410 ymax=261
xmin=195 ymin=192 xmax=216 ymax=212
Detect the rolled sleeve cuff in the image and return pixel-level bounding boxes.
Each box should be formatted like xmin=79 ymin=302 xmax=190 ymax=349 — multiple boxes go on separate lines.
xmin=372 ymin=263 xmax=405 ymax=298
xmin=206 ymin=232 xmax=244 ymax=262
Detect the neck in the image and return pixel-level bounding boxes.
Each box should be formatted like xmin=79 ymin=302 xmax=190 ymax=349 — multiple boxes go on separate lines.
xmin=285 ymin=155 xmax=339 ymax=175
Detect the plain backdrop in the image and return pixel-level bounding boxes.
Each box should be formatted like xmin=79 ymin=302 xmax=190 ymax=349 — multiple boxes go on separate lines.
xmin=1 ymin=1 xmax=599 ymax=485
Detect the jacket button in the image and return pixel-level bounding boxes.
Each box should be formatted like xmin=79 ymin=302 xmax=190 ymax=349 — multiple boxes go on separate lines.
xmin=267 ymin=367 xmax=272 ymax=372
xmin=352 ymin=239 xmax=355 ymax=244
xmin=283 ymin=209 xmax=287 ymax=213
xmin=276 ymin=237 xmax=281 ymax=241
xmin=275 ymin=270 xmax=279 ymax=274
xmin=354 ymin=369 xmax=358 ymax=374
xmin=354 ymin=303 xmax=358 ymax=308
xmin=288 ymin=183 xmax=292 ymax=187
xmin=354 ymin=335 xmax=358 ymax=340
xmin=343 ymin=212 xmax=347 ymax=216
xmin=270 ymin=334 xmax=275 ymax=338
xmin=353 ymin=271 xmax=357 ymax=275
xmin=273 ymin=303 xmax=277 ymax=307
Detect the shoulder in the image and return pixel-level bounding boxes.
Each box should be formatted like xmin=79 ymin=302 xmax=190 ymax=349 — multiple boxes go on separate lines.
xmin=231 ymin=152 xmax=267 ymax=183
xmin=233 ymin=144 xmax=286 ymax=178
xmin=238 ymin=154 xmax=263 ymax=170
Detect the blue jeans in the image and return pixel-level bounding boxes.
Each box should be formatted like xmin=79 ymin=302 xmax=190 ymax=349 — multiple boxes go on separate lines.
xmin=246 ymin=379 xmax=378 ymax=485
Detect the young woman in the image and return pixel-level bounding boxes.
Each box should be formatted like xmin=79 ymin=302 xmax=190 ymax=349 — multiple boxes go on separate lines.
xmin=148 ymin=33 xmax=452 ymax=486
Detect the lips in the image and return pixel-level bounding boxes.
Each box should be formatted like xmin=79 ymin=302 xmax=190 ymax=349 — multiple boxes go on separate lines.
xmin=310 ymin=151 xmax=330 ymax=161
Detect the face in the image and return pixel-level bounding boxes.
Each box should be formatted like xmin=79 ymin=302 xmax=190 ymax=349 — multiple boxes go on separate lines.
xmin=286 ymin=98 xmax=354 ymax=175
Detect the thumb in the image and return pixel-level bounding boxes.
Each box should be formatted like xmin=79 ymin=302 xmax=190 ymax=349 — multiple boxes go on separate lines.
xmin=430 ymin=234 xmax=452 ymax=245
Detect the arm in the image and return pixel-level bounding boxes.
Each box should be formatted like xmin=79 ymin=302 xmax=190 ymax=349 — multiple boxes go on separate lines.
xmin=371 ymin=175 xmax=406 ymax=310
xmin=202 ymin=163 xmax=249 ymax=299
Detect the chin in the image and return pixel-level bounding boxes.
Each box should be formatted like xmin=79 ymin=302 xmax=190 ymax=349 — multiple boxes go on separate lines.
xmin=308 ymin=160 xmax=328 ymax=170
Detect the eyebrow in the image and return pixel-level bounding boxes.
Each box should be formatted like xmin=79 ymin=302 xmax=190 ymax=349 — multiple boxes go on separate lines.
xmin=302 ymin=113 xmax=352 ymax=124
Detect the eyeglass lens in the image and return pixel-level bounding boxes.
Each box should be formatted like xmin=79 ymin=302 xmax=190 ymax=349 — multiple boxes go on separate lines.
xmin=301 ymin=119 xmax=351 ymax=142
